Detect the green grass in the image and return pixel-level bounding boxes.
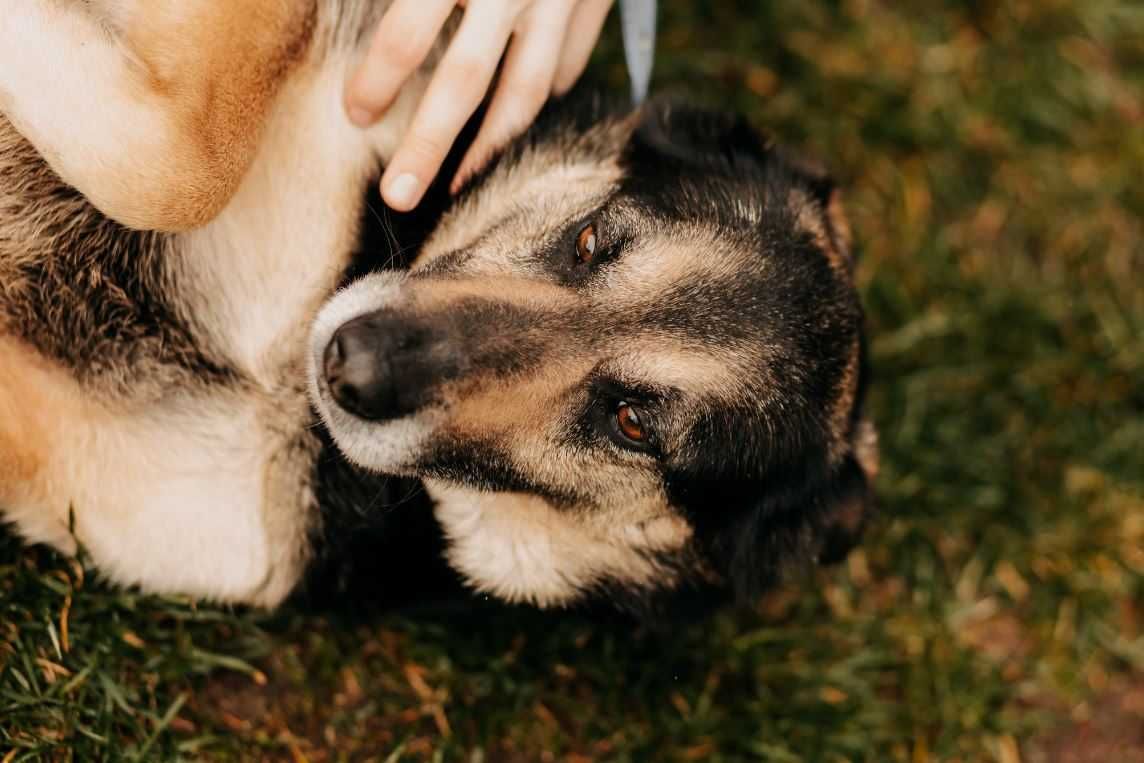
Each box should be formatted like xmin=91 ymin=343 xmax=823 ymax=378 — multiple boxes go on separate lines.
xmin=4 ymin=1 xmax=1144 ymax=760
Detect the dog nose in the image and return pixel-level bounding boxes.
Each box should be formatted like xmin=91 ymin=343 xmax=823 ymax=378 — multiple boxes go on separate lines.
xmin=323 ymin=316 xmax=398 ymax=421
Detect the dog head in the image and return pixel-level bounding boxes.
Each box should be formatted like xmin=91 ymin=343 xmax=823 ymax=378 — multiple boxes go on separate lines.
xmin=309 ymin=97 xmax=877 ymax=610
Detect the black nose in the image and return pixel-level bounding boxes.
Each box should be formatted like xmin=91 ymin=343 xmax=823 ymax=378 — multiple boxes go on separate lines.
xmin=323 ymin=315 xmax=401 ymax=421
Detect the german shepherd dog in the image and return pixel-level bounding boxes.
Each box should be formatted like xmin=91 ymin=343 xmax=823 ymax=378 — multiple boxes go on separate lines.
xmin=0 ymin=0 xmax=877 ymax=611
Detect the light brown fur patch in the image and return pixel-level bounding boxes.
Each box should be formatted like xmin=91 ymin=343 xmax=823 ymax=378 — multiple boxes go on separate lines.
xmin=829 ymin=337 xmax=862 ymax=461
xmin=825 ymin=188 xmax=854 ymax=258
xmin=0 ymin=337 xmax=92 ymax=520
xmin=1 ymin=0 xmax=317 ymax=233
xmin=0 ymin=348 xmax=45 ymax=488
xmin=447 ymin=360 xmax=593 ymax=439
xmin=613 ymin=345 xmax=748 ymax=399
xmin=792 ymin=189 xmax=850 ymax=274
xmin=107 ymin=0 xmax=317 ymax=229
xmin=429 ymin=480 xmax=692 ymax=606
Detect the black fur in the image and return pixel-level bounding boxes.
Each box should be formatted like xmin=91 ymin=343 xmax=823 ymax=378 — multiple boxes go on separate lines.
xmin=298 ymin=425 xmax=463 ymax=609
xmin=616 ymin=100 xmax=870 ymax=600
xmin=0 ymin=126 xmax=237 ymax=392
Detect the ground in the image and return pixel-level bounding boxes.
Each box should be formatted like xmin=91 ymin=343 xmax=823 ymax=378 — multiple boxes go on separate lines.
xmin=2 ymin=1 xmax=1143 ymax=760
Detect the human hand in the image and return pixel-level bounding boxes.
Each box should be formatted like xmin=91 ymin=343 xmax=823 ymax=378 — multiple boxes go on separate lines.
xmin=345 ymin=0 xmax=614 ymax=211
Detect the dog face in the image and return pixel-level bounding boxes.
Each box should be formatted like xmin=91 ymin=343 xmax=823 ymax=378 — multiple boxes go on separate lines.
xmin=309 ymin=98 xmax=877 ymax=609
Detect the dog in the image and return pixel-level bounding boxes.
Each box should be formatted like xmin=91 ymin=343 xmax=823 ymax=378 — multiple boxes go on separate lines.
xmin=0 ymin=0 xmax=877 ymax=611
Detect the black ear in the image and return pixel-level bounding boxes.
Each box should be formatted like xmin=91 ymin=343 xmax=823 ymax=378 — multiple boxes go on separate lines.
xmin=629 ymin=100 xmax=854 ymax=262
xmin=768 ymin=145 xmax=834 ymax=206
xmin=702 ymin=449 xmax=876 ymax=602
xmin=628 ymin=98 xmax=772 ymax=172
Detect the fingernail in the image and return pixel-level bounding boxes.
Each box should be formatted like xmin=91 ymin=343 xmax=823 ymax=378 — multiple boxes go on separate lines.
xmin=347 ymin=106 xmax=376 ymax=127
xmin=385 ymin=173 xmax=421 ymax=210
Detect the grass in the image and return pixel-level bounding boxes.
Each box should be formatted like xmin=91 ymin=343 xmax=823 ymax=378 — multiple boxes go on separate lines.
xmin=3 ymin=0 xmax=1144 ymax=759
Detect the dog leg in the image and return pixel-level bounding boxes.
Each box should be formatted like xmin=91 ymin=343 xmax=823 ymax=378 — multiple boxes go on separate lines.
xmin=0 ymin=0 xmax=314 ymax=232
xmin=0 ymin=335 xmax=313 ymax=607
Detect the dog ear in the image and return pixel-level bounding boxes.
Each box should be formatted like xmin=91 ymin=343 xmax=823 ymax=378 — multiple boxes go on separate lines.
xmin=699 ymin=421 xmax=878 ymax=601
xmin=775 ymin=147 xmax=855 ymax=264
xmin=629 ymin=98 xmax=772 ymax=172
xmin=630 ymin=100 xmax=854 ymax=262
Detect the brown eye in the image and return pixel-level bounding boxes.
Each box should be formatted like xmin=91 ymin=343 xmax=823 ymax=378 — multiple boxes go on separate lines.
xmin=616 ymin=401 xmax=646 ymax=443
xmin=576 ymin=223 xmax=597 ymax=264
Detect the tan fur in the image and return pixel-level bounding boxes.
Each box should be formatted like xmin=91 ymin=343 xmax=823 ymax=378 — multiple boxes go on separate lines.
xmin=423 ymin=143 xmax=627 ymax=262
xmin=828 ymin=339 xmax=862 ymax=461
xmin=0 ymin=338 xmax=84 ymax=516
xmin=612 ymin=346 xmax=749 ymax=399
xmin=434 ymin=357 xmax=668 ymax=508
xmin=599 ymin=233 xmax=711 ymax=292
xmin=115 ymin=0 xmax=316 ymax=229
xmin=853 ymin=417 xmax=880 ymax=481
xmin=437 ymin=353 xmax=678 ymax=526
xmin=428 ymin=481 xmax=692 ymax=606
xmin=446 ymin=360 xmax=594 ymax=437
xmin=791 ymin=189 xmax=847 ymax=274
xmin=0 ymin=333 xmax=319 ymax=605
xmin=0 ymin=0 xmax=444 ymax=603
xmin=826 ymin=188 xmax=854 ymax=260
xmin=1 ymin=0 xmax=315 ymax=231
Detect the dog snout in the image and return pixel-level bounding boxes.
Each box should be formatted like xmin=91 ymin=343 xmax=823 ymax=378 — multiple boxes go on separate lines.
xmin=323 ymin=311 xmax=459 ymax=422
xmin=324 ymin=315 xmax=397 ymax=421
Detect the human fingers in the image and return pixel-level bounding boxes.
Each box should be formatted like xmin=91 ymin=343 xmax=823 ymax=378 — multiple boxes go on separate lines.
xmin=344 ymin=0 xmax=457 ymax=126
xmin=552 ymin=0 xmax=613 ymax=96
xmin=452 ymin=0 xmax=575 ymax=191
xmin=380 ymin=1 xmax=518 ymax=210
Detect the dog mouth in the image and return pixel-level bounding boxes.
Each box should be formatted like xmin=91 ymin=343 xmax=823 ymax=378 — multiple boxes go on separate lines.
xmin=307 ymin=272 xmax=437 ymax=474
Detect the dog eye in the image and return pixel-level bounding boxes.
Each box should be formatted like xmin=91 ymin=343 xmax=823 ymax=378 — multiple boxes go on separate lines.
xmin=615 ymin=401 xmax=647 ymax=444
xmin=575 ymin=223 xmax=597 ymax=264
